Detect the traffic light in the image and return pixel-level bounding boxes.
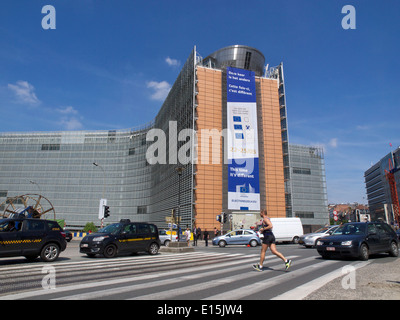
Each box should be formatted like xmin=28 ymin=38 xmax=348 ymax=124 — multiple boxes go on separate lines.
xmin=104 ymin=205 xmax=110 ymax=218
xmin=223 ymin=212 xmax=227 ymax=223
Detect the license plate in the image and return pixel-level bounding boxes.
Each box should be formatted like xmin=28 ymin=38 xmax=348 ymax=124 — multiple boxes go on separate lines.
xmin=327 ymin=247 xmax=335 ymax=251
xmin=81 ymin=243 xmax=88 ymax=248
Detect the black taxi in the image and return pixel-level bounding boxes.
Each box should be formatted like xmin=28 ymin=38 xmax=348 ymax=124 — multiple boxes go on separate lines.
xmin=80 ymin=219 xmax=160 ymax=258
xmin=0 ymin=218 xmax=67 ymax=262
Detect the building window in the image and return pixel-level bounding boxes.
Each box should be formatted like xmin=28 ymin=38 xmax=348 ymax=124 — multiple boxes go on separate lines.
xmin=108 ymin=130 xmax=116 ymax=143
xmin=128 ymin=148 xmax=135 ymax=155
xmin=295 ymin=211 xmax=314 ymax=219
xmin=41 ymin=144 xmax=60 ymax=151
xmin=137 ymin=206 xmax=147 ymax=214
xmin=244 ymin=51 xmax=252 ymax=70
xmin=292 ymin=167 xmax=311 ymax=175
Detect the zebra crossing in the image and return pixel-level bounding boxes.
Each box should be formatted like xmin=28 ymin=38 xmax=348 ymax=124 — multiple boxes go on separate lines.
xmin=0 ymin=251 xmax=369 ymax=300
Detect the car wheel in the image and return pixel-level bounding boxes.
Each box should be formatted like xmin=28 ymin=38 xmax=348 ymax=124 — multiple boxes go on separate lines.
xmin=218 ymin=240 xmax=227 ymax=247
xmin=164 ymin=240 xmax=170 ymax=247
xmin=249 ymin=239 xmax=258 ymax=247
xmin=321 ymin=253 xmax=331 ymax=259
xmin=103 ymin=244 xmax=117 ymax=258
xmin=359 ymin=243 xmax=369 ymax=261
xmin=292 ymin=236 xmax=300 ymax=244
xmin=40 ymin=243 xmax=60 ymax=262
xmin=388 ymin=241 xmax=399 ymax=257
xmin=148 ymin=242 xmax=159 ymax=255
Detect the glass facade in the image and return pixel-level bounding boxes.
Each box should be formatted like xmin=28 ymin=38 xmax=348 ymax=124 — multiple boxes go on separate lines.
xmin=0 ymin=48 xmax=197 ymax=229
xmin=364 ymin=147 xmax=400 ymax=222
xmin=0 ymin=127 xmax=153 ymax=227
xmin=289 ymin=144 xmax=329 ymax=231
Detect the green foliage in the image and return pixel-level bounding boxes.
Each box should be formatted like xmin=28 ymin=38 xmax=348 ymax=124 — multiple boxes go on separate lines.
xmin=83 ymin=222 xmax=98 ymax=233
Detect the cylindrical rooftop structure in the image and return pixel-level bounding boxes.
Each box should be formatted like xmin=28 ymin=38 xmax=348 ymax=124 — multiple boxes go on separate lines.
xmin=204 ymin=45 xmax=265 ymax=76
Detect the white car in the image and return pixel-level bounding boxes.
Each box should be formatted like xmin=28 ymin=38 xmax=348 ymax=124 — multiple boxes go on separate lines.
xmin=159 ymin=230 xmax=178 ymax=247
xmin=299 ymin=225 xmax=339 ymax=248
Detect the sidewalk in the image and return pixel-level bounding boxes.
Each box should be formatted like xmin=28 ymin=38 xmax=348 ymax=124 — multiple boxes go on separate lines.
xmin=188 ymin=240 xmax=213 ymax=247
xmin=191 ymin=241 xmax=400 ymax=300
xmin=305 ymin=256 xmax=400 ymax=300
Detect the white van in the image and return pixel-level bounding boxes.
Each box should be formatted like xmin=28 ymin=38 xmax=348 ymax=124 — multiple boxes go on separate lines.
xmin=269 ymin=218 xmax=303 ymax=244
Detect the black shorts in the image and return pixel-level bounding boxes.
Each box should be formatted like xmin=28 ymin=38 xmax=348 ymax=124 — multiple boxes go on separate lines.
xmin=262 ymin=233 xmax=276 ymax=245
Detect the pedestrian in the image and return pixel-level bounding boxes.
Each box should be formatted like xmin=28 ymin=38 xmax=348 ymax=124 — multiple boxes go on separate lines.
xmin=193 ymin=226 xmax=197 ymax=246
xmin=203 ymin=229 xmax=209 ymax=247
xmin=252 ymin=209 xmax=292 ymax=272
xmin=214 ymin=227 xmax=218 ymax=237
xmin=197 ymin=226 xmax=201 ymax=245
xmin=185 ymin=228 xmax=191 ymax=246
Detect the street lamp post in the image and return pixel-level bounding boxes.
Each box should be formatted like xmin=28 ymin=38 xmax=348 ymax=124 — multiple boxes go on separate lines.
xmin=176 ymin=166 xmax=184 ymax=241
xmin=29 ymin=180 xmax=41 ymax=193
xmin=93 ymin=162 xmax=106 ymax=228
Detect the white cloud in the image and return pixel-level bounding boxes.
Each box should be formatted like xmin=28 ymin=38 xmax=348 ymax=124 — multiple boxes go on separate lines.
xmin=56 ymin=106 xmax=83 ymax=130
xmin=328 ymin=138 xmax=338 ymax=148
xmin=165 ymin=56 xmax=180 ymax=67
xmin=7 ymin=80 xmax=40 ymax=105
xmin=146 ymin=81 xmax=171 ymax=101
xmin=56 ymin=106 xmax=79 ymax=115
xmin=60 ymin=118 xmax=83 ymax=130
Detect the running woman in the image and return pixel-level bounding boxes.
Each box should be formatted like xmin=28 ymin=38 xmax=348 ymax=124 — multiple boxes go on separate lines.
xmin=253 ymin=209 xmax=292 ymax=271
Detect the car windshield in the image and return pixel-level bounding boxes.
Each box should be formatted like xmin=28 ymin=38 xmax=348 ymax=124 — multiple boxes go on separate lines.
xmin=98 ymin=223 xmax=122 ymax=235
xmin=333 ymin=224 xmax=366 ymax=235
xmin=314 ymin=227 xmax=330 ymax=233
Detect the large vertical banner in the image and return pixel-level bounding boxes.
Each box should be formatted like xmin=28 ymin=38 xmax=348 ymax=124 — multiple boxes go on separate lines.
xmin=227 ymin=67 xmax=260 ymax=211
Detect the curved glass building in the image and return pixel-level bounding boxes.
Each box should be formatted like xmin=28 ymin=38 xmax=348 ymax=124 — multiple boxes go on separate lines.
xmin=0 ymin=45 xmax=328 ymax=231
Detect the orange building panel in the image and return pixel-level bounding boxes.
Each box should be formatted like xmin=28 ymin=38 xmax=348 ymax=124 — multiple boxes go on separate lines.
xmin=194 ymin=67 xmax=286 ymax=229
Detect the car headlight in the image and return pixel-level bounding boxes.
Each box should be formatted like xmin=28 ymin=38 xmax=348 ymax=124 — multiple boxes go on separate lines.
xmin=341 ymin=240 xmax=353 ymax=246
xmin=93 ymin=236 xmax=108 ymax=242
xmin=316 ymin=240 xmax=323 ymax=246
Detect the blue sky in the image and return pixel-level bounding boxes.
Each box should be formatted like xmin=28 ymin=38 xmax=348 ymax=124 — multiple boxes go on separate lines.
xmin=0 ymin=1 xmax=399 ymax=205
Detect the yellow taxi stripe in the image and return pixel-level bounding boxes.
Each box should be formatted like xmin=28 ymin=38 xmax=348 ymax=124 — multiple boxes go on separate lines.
xmin=118 ymin=237 xmax=156 ymax=242
xmin=0 ymin=239 xmax=42 ymax=245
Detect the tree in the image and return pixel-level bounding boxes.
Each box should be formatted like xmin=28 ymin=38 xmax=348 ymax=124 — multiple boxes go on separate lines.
xmin=83 ymin=222 xmax=98 ymax=233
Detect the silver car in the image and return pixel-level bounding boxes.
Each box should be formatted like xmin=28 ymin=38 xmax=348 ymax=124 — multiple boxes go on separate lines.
xmin=299 ymin=225 xmax=339 ymax=248
xmin=159 ymin=230 xmax=177 ymax=247
xmin=212 ymin=229 xmax=261 ymax=247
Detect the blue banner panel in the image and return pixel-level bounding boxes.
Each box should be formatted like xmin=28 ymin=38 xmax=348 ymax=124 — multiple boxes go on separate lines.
xmin=227 ymin=67 xmax=260 ymax=211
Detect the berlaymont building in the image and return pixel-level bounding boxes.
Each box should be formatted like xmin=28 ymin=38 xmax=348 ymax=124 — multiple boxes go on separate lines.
xmin=0 ymin=45 xmax=328 ymax=233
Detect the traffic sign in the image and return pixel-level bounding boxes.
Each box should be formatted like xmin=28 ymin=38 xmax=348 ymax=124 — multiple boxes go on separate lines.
xmin=333 ymin=215 xmax=338 ymax=221
xmin=165 ymin=217 xmax=173 ymax=223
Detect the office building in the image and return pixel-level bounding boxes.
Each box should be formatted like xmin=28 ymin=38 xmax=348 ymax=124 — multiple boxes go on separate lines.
xmin=0 ymin=45 xmax=328 ymax=231
xmin=364 ymin=147 xmax=400 ymax=224
xmin=289 ymin=144 xmax=329 ymax=232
